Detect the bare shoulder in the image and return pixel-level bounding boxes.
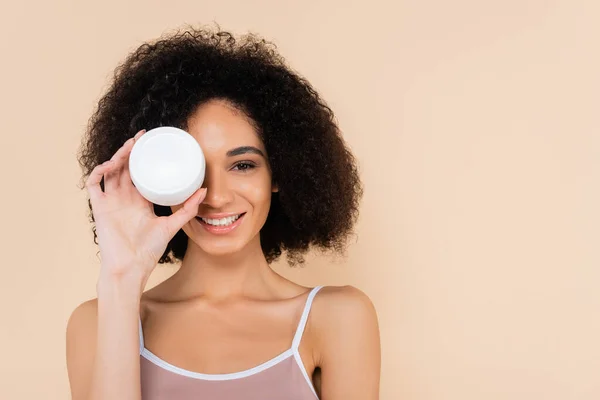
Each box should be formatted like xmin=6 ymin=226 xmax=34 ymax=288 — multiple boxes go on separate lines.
xmin=66 ymin=298 xmax=99 ymax=399
xmin=66 ymin=298 xmax=99 ymax=350
xmin=309 ymin=285 xmax=380 ymax=352
xmin=311 ymin=285 xmax=379 ymax=329
xmin=308 ymin=285 xmax=381 ymax=398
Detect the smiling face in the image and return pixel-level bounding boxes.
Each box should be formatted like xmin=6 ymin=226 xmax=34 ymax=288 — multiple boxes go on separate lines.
xmin=170 ymin=99 xmax=278 ymax=256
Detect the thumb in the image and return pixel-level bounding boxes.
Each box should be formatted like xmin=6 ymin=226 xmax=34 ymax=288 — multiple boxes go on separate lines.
xmin=165 ymin=188 xmax=207 ymax=237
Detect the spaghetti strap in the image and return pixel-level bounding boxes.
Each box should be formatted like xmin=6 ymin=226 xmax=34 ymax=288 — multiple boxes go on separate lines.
xmin=138 ymin=315 xmax=144 ymax=354
xmin=291 ymin=286 xmax=325 ymax=351
xmin=138 ymin=287 xmax=325 ymax=356
xmin=138 ymin=287 xmax=324 ymax=399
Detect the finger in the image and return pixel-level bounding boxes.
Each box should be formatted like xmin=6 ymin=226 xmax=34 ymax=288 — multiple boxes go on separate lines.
xmin=119 ymin=139 xmax=136 ymax=188
xmin=104 ymin=140 xmax=129 ymax=192
xmin=105 ymin=135 xmax=139 ymax=192
xmin=104 ymin=167 xmax=119 ymax=193
xmin=134 ymin=129 xmax=146 ymax=140
xmin=120 ymin=153 xmax=132 ymax=188
xmin=165 ymin=188 xmax=208 ymax=237
xmin=85 ymin=160 xmax=115 ymax=202
xmin=119 ymin=129 xmax=146 ymax=188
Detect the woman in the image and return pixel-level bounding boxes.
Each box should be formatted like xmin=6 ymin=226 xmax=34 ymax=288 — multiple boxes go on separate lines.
xmin=66 ymin=25 xmax=381 ymax=400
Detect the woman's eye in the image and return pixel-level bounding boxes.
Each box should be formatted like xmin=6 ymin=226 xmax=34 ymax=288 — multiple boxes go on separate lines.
xmin=232 ymin=162 xmax=256 ymax=172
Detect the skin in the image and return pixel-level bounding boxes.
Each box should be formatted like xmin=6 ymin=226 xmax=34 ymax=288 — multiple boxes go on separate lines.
xmin=67 ymin=99 xmax=381 ymax=399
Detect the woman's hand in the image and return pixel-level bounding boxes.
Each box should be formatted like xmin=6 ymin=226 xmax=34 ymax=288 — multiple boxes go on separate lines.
xmin=85 ymin=129 xmax=207 ymax=287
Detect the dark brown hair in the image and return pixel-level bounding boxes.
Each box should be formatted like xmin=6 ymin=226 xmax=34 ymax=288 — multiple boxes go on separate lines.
xmin=77 ymin=24 xmax=363 ymax=266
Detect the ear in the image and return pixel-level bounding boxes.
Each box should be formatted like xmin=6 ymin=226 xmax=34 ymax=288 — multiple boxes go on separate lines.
xmin=272 ymin=183 xmax=279 ymax=193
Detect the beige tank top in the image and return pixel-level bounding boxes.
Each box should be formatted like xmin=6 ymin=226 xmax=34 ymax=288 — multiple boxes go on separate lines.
xmin=138 ymin=286 xmax=324 ymax=399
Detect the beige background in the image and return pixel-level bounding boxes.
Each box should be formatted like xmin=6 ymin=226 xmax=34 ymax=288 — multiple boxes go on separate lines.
xmin=0 ymin=0 xmax=598 ymax=399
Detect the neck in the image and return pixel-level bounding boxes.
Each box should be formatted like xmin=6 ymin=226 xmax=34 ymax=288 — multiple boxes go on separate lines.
xmin=167 ymin=235 xmax=281 ymax=301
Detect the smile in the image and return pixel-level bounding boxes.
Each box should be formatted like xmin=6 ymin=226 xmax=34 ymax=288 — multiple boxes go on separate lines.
xmin=198 ymin=213 xmax=245 ymax=226
xmin=195 ymin=213 xmax=246 ymax=235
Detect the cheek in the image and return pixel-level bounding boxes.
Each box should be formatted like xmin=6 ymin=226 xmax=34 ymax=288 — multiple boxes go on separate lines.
xmin=238 ymin=179 xmax=271 ymax=203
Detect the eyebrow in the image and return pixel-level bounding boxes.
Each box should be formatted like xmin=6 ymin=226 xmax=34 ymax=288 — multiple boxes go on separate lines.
xmin=226 ymin=146 xmax=266 ymax=158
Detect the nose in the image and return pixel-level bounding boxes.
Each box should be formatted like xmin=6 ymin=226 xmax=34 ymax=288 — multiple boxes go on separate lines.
xmin=200 ymin=167 xmax=234 ymax=209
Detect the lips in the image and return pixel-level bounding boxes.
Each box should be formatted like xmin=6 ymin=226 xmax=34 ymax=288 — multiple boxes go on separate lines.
xmin=195 ymin=212 xmax=246 ymax=235
xmin=196 ymin=212 xmax=246 ymax=224
xmin=196 ymin=212 xmax=245 ymax=219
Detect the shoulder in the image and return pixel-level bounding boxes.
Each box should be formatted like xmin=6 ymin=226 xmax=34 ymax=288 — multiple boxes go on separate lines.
xmin=312 ymin=285 xmax=378 ymax=323
xmin=66 ymin=298 xmax=99 ymax=364
xmin=66 ymin=298 xmax=99 ymax=399
xmin=66 ymin=298 xmax=99 ymax=342
xmin=308 ymin=285 xmax=381 ymax=397
xmin=310 ymin=285 xmax=380 ymax=353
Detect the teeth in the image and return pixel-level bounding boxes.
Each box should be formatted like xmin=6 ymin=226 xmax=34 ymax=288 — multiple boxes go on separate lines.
xmin=200 ymin=214 xmax=242 ymax=226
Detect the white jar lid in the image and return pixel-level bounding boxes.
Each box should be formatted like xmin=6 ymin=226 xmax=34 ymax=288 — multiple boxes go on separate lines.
xmin=129 ymin=126 xmax=205 ymax=206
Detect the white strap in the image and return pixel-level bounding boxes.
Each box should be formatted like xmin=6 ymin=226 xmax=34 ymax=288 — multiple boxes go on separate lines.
xmin=139 ymin=288 xmax=324 ymax=354
xmin=292 ymin=286 xmax=324 ymax=350
xmin=138 ymin=315 xmax=144 ymax=354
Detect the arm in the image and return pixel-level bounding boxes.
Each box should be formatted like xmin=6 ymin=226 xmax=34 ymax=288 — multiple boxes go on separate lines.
xmin=67 ymin=127 xmax=203 ymax=399
xmin=313 ymin=285 xmax=381 ymax=400
xmin=66 ymin=277 xmax=144 ymax=400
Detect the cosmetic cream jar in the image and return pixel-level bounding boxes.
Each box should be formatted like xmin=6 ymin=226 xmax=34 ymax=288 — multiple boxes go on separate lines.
xmin=129 ymin=126 xmax=205 ymax=206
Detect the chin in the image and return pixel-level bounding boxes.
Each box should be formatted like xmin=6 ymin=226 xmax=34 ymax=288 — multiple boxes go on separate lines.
xmin=185 ymin=214 xmax=265 ymax=257
xmin=198 ymin=241 xmax=246 ymax=256
xmin=189 ymin=232 xmax=251 ymax=258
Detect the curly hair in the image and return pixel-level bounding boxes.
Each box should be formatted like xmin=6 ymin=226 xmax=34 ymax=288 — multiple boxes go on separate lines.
xmin=77 ymin=24 xmax=363 ymax=267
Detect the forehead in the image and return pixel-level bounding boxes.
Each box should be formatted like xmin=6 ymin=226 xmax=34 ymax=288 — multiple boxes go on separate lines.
xmin=186 ymin=99 xmax=264 ymax=152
